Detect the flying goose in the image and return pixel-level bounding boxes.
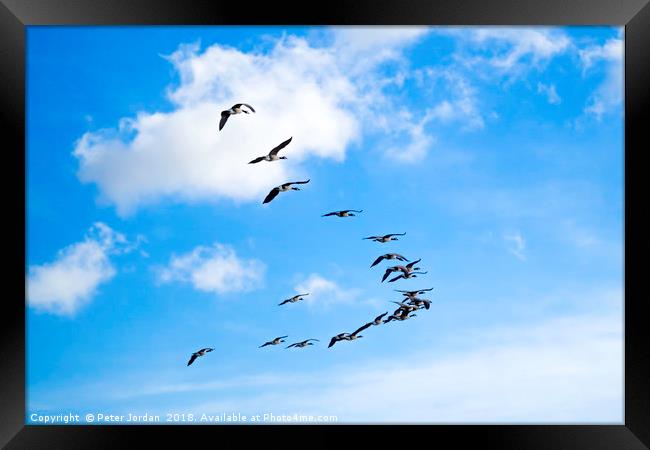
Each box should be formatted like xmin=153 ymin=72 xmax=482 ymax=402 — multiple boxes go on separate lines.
xmin=286 ymin=339 xmax=319 ymax=349
xmin=387 ymin=271 xmax=428 ymax=283
xmin=381 ymin=260 xmax=422 ymax=282
xmin=371 ymin=312 xmax=389 ymax=325
xmin=187 ymin=347 xmax=214 ymax=366
xmin=391 ymin=301 xmax=420 ymax=316
xmin=383 ymin=310 xmax=418 ymax=323
xmin=249 ymin=137 xmax=292 ymax=164
xmin=328 ymin=322 xmax=372 ymax=348
xmin=407 ymin=298 xmax=431 ymax=310
xmin=363 ymin=233 xmax=406 ymax=243
xmin=370 ymin=253 xmax=408 ymax=268
xmin=384 ymin=313 xmax=418 ymax=323
xmin=328 ymin=333 xmax=350 ymax=348
xmin=219 ymin=103 xmax=255 ymax=131
xmin=278 ymin=293 xmax=309 ymax=306
xmin=395 ymin=288 xmax=434 ymax=299
xmin=381 ymin=266 xmax=406 ymax=282
xmin=346 ymin=322 xmax=372 ymax=341
xmin=322 ymin=209 xmax=363 ymax=218
xmin=263 ymin=180 xmax=310 ymax=204
xmin=259 ymin=336 xmax=289 ymax=348
xmin=403 ymin=259 xmax=422 ymax=272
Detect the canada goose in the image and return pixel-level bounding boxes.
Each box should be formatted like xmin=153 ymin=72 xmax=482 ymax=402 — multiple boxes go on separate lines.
xmin=219 ymin=103 xmax=255 ymax=131
xmin=259 ymin=336 xmax=289 ymax=348
xmin=278 ymin=293 xmax=309 ymax=306
xmin=381 ymin=260 xmax=422 ymax=282
xmin=391 ymin=301 xmax=420 ymax=316
xmin=383 ymin=310 xmax=418 ymax=323
xmin=404 ymin=259 xmax=422 ymax=272
xmin=286 ymin=339 xmax=319 ymax=349
xmin=407 ymin=298 xmax=431 ymax=310
xmin=263 ymin=180 xmax=310 ymax=204
xmin=249 ymin=137 xmax=292 ymax=164
xmin=187 ymin=347 xmax=213 ymax=366
xmin=372 ymin=312 xmax=388 ymax=325
xmin=388 ymin=271 xmax=428 ymax=283
xmin=328 ymin=322 xmax=372 ymax=348
xmin=381 ymin=266 xmax=406 ymax=282
xmin=363 ymin=233 xmax=406 ymax=243
xmin=347 ymin=322 xmax=372 ymax=341
xmin=370 ymin=253 xmax=408 ymax=268
xmin=328 ymin=333 xmax=350 ymax=348
xmin=322 ymin=210 xmax=363 ymax=218
xmin=395 ymin=288 xmax=434 ymax=299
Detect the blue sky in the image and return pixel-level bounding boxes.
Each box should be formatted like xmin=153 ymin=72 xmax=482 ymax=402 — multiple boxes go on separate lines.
xmin=26 ymin=26 xmax=623 ymax=424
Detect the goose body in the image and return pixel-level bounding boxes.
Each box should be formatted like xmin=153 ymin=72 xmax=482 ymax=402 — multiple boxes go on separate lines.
xmin=328 ymin=333 xmax=350 ymax=348
xmin=383 ymin=311 xmax=418 ymax=323
xmin=187 ymin=347 xmax=214 ymax=366
xmin=381 ymin=260 xmax=422 ymax=282
xmin=249 ymin=137 xmax=292 ymax=164
xmin=286 ymin=339 xmax=319 ymax=349
xmin=391 ymin=301 xmax=420 ymax=316
xmin=322 ymin=209 xmax=363 ymax=218
xmin=263 ymin=180 xmax=310 ymax=204
xmin=381 ymin=266 xmax=406 ymax=282
xmin=259 ymin=335 xmax=289 ymax=348
xmin=370 ymin=253 xmax=408 ymax=268
xmin=328 ymin=323 xmax=372 ymax=348
xmin=278 ymin=293 xmax=309 ymax=306
xmin=395 ymin=288 xmax=434 ymax=299
xmin=363 ymin=233 xmax=406 ymax=243
xmin=219 ymin=103 xmax=255 ymax=131
xmin=388 ymin=271 xmax=428 ymax=283
xmin=407 ymin=298 xmax=431 ymax=310
xmin=372 ymin=312 xmax=388 ymax=325
xmin=347 ymin=322 xmax=372 ymax=341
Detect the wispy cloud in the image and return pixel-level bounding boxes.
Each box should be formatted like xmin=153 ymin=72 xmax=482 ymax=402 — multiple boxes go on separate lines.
xmin=537 ymin=82 xmax=561 ymax=104
xmin=443 ymin=27 xmax=571 ymax=77
xmin=147 ymin=310 xmax=622 ymax=423
xmin=578 ymin=38 xmax=623 ymax=120
xmin=383 ymin=115 xmax=435 ymax=163
xmin=424 ymin=69 xmax=485 ymax=130
xmin=504 ymin=232 xmax=526 ymax=261
xmin=157 ymin=243 xmax=265 ymax=295
xmin=26 ymin=223 xmax=140 ymax=315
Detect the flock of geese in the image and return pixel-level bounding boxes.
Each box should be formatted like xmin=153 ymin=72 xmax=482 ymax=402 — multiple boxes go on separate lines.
xmin=187 ymin=103 xmax=435 ymax=366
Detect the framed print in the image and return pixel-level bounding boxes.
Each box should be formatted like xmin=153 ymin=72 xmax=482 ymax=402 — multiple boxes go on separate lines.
xmin=3 ymin=0 xmax=649 ymax=448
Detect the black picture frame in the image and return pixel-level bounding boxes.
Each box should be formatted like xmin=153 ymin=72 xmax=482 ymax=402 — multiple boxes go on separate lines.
xmin=3 ymin=0 xmax=648 ymax=448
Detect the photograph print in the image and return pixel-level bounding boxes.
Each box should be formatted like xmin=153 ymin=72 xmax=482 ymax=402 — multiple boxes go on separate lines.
xmin=26 ymin=25 xmax=623 ymax=425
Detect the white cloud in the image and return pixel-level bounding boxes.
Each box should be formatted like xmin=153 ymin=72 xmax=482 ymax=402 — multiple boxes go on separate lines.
xmin=383 ymin=114 xmax=435 ymax=163
xmin=537 ymin=82 xmax=561 ymax=105
xmin=38 ymin=288 xmax=622 ymax=423
xmin=504 ymin=232 xmax=526 ymax=261
xmin=459 ymin=27 xmax=571 ymax=75
xmin=424 ymin=70 xmax=485 ymax=130
xmin=74 ymin=37 xmax=360 ymax=216
xmin=383 ymin=67 xmax=482 ymax=163
xmin=329 ymin=26 xmax=429 ymax=75
xmin=162 ymin=310 xmax=622 ymax=423
xmin=578 ymin=38 xmax=623 ymax=120
xmin=158 ymin=243 xmax=265 ymax=295
xmin=293 ymin=273 xmax=360 ymax=307
xmin=579 ymin=38 xmax=623 ymax=71
xmin=73 ymin=30 xmax=433 ymax=215
xmin=26 ymin=223 xmax=137 ymax=315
